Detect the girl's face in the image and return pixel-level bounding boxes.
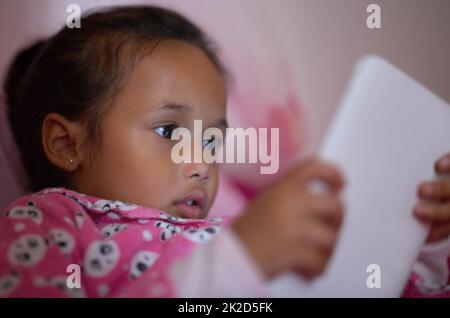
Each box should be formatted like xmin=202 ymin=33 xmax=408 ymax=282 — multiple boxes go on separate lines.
xmin=72 ymin=40 xmax=227 ymax=219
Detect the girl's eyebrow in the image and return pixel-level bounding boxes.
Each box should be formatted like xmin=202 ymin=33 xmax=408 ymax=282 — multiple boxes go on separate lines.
xmin=148 ymin=103 xmax=228 ymax=128
xmin=149 ymin=102 xmax=191 ymax=113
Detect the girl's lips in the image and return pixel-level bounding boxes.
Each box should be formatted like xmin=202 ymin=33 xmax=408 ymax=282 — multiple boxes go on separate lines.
xmin=173 ymin=191 xmax=207 ymax=219
xmin=173 ymin=202 xmax=203 ymax=219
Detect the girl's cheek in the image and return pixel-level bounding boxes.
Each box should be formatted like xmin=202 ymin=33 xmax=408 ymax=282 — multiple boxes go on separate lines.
xmin=210 ymin=165 xmax=220 ymax=193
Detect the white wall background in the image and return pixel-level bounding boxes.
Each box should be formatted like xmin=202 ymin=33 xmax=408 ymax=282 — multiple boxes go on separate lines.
xmin=1 ymin=0 xmax=449 ymax=152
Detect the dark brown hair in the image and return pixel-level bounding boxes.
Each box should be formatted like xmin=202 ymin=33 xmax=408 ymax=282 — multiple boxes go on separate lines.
xmin=3 ymin=5 xmax=225 ymax=193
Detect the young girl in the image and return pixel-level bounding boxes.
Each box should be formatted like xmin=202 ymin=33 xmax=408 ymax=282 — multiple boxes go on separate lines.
xmin=0 ymin=5 xmax=449 ymax=298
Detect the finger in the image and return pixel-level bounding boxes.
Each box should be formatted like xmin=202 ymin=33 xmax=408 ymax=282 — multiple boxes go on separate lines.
xmin=304 ymin=194 xmax=344 ymax=228
xmin=293 ymin=158 xmax=345 ymax=192
xmin=418 ymin=180 xmax=450 ymax=201
xmin=435 ymin=153 xmax=450 ymax=175
xmin=300 ymin=219 xmax=339 ymax=254
xmin=294 ymin=245 xmax=329 ymax=279
xmin=414 ymin=202 xmax=450 ymax=222
xmin=426 ymin=223 xmax=450 ymax=243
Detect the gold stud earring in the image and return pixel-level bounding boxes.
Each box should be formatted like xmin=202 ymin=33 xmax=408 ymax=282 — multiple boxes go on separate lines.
xmin=68 ymin=158 xmax=74 ymax=165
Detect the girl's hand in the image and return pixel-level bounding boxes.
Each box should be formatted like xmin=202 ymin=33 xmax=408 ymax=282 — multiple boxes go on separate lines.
xmin=232 ymin=158 xmax=345 ymax=280
xmin=414 ymin=153 xmax=450 ymax=243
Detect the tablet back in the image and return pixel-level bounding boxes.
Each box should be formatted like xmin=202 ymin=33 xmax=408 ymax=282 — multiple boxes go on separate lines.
xmin=270 ymin=55 xmax=450 ymax=297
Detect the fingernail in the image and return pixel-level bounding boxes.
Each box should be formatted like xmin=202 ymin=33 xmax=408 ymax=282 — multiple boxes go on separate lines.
xmin=421 ymin=183 xmax=434 ymax=197
xmin=439 ymin=157 xmax=450 ymax=170
xmin=414 ymin=204 xmax=430 ymax=216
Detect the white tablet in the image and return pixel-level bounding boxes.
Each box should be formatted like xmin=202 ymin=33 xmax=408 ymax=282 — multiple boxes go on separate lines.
xmin=269 ymin=55 xmax=450 ymax=297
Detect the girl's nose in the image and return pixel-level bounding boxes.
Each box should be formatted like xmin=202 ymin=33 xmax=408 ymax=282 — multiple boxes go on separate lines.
xmin=183 ymin=162 xmax=210 ymax=181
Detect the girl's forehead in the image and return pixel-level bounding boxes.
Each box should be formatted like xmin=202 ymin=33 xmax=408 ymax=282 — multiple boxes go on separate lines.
xmin=113 ymin=39 xmax=227 ymax=119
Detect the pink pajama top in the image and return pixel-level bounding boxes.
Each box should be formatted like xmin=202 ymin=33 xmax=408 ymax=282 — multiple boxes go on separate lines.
xmin=0 ymin=187 xmax=448 ymax=297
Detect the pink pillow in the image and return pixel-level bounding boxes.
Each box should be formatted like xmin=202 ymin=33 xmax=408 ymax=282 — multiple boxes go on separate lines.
xmin=209 ymin=171 xmax=247 ymax=217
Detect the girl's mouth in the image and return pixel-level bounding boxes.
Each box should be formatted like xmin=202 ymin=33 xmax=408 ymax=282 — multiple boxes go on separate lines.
xmin=173 ymin=191 xmax=206 ymax=219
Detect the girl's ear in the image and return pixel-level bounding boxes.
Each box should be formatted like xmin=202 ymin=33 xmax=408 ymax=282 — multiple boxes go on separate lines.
xmin=41 ymin=113 xmax=86 ymax=172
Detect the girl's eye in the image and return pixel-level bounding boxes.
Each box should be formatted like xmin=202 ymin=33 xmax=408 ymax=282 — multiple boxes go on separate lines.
xmin=202 ymin=136 xmax=216 ymax=149
xmin=153 ymin=125 xmax=178 ymax=139
xmin=203 ymin=136 xmax=223 ymax=150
